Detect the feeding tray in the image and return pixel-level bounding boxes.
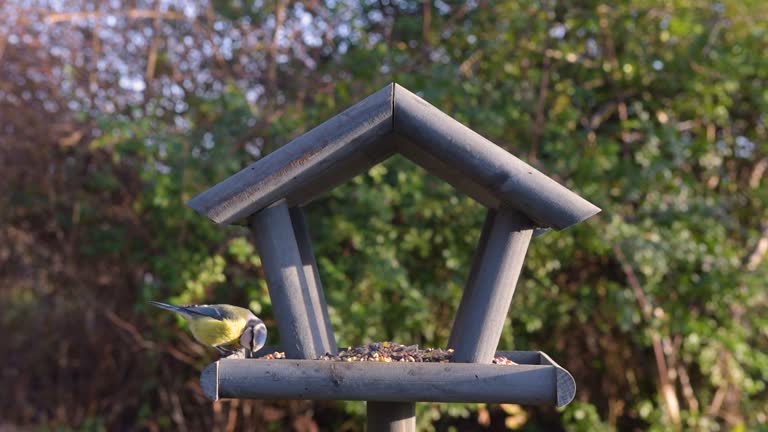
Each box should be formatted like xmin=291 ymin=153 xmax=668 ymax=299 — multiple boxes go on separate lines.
xmin=202 ymin=351 xmax=575 ymax=408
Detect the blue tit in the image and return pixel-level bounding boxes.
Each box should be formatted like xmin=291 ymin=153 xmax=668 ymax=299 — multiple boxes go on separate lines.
xmin=149 ymin=301 xmax=267 ymax=357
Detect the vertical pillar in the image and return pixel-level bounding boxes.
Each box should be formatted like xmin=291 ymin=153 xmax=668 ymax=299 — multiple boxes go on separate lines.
xmin=448 ymin=206 xmax=534 ymax=364
xmin=367 ymin=402 xmax=416 ymax=432
xmin=447 ymin=210 xmax=495 ymax=351
xmin=250 ymin=199 xmax=336 ymax=359
xmin=288 ymin=206 xmax=338 ymax=355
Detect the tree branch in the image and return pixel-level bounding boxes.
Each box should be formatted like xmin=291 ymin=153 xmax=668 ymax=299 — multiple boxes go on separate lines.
xmin=748 ymin=157 xmax=768 ymax=189
xmin=422 ymin=0 xmax=432 ymax=52
xmin=614 ymin=245 xmax=681 ymax=427
xmin=267 ymin=0 xmax=287 ymax=105
xmin=745 ymin=221 xmax=768 ymax=272
xmin=45 ymin=10 xmax=187 ymax=25
xmin=145 ymin=1 xmax=163 ymax=81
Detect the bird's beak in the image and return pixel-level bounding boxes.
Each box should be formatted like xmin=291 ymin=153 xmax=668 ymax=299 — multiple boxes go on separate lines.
xmin=251 ymin=328 xmax=258 ymax=351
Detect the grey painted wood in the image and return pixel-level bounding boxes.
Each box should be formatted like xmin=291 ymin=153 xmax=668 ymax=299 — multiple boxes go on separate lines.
xmin=288 ymin=206 xmax=337 ymax=355
xmin=537 ymin=351 xmax=577 ymax=408
xmin=200 ymin=359 xmax=218 ymax=402
xmin=496 ymin=351 xmax=576 ymax=407
xmin=291 ymin=140 xmax=396 ymax=207
xmin=250 ymin=200 xmax=331 ymax=359
xmin=202 ymin=350 xmax=576 ymax=407
xmin=188 ymin=84 xmax=394 ymax=224
xmin=449 ymin=207 xmax=534 ymax=364
xmin=496 ymin=350 xmax=542 ymax=365
xmin=367 ymin=402 xmax=415 ymax=432
xmin=188 ymin=83 xmax=600 ymax=230
xmin=447 ymin=209 xmax=495 ymax=351
xmin=393 ymin=134 xmax=500 ymax=209
xmin=201 ymin=359 xmax=557 ymax=405
xmin=393 ymin=84 xmax=600 ymax=230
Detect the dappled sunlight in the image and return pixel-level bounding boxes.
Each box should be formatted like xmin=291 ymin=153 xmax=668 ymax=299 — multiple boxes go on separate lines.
xmin=1 ymin=0 xmax=767 ymax=430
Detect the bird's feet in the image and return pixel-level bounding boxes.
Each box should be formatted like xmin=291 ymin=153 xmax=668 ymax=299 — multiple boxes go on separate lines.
xmin=220 ymin=348 xmax=252 ymax=359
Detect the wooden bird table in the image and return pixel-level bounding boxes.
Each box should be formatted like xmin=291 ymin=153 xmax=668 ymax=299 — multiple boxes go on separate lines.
xmin=188 ymin=83 xmax=600 ymax=431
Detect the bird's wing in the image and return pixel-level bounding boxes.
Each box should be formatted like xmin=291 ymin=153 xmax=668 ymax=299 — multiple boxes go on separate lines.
xmin=180 ymin=305 xmax=225 ymax=321
xmin=148 ymin=301 xmax=236 ymax=321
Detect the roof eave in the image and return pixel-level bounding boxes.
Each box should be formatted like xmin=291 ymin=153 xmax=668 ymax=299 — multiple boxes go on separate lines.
xmin=187 ymin=84 xmax=395 ymax=224
xmin=392 ymin=84 xmax=601 ymax=230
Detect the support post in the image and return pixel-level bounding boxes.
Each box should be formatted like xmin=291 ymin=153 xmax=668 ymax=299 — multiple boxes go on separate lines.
xmin=367 ymin=402 xmax=416 ymax=432
xmin=448 ymin=207 xmax=534 ymax=364
xmin=288 ymin=206 xmax=337 ymax=354
xmin=250 ymin=200 xmax=336 ymax=359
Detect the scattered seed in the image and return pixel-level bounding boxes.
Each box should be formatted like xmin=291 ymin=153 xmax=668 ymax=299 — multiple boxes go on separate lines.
xmin=257 ymin=342 xmax=520 ymax=365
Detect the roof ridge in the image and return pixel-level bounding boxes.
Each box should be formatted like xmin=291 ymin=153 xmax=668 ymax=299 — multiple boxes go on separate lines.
xmin=188 ymin=83 xmax=600 ymax=230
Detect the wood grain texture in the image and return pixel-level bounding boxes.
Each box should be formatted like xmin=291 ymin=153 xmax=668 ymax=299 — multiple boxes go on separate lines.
xmin=393 ymin=84 xmax=600 ymax=230
xmin=448 ymin=207 xmax=534 ymax=364
xmin=188 ymin=84 xmax=394 ymax=224
xmin=250 ymin=200 xmax=334 ymax=359
xmin=367 ymin=402 xmax=416 ymax=432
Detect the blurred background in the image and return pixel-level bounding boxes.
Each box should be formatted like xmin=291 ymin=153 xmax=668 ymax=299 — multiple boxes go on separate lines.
xmin=1 ymin=0 xmax=767 ymax=431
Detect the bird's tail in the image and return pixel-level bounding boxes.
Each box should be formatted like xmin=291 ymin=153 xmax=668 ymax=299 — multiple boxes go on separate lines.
xmin=148 ymin=300 xmax=187 ymax=315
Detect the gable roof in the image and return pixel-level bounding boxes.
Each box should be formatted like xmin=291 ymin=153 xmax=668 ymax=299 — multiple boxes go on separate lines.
xmin=188 ymin=83 xmax=600 ymax=230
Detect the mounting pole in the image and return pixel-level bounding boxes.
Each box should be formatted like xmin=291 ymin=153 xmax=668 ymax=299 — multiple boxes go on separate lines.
xmin=251 ymin=200 xmax=336 ymax=359
xmin=449 ymin=206 xmax=534 ymax=363
xmin=367 ymin=402 xmax=416 ymax=432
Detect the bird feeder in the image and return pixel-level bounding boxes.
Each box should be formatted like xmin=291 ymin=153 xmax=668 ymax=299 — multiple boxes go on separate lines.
xmin=188 ymin=83 xmax=600 ymax=431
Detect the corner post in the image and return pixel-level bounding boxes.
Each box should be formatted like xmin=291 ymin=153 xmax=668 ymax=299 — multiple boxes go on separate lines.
xmin=448 ymin=207 xmax=535 ymax=363
xmin=250 ymin=199 xmax=336 ymax=359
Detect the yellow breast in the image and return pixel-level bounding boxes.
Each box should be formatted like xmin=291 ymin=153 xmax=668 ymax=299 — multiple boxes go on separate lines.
xmin=188 ymin=317 xmax=245 ymax=348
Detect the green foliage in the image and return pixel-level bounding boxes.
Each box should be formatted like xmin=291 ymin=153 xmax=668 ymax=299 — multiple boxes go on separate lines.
xmin=311 ymin=156 xmax=484 ymax=347
xmin=562 ymin=402 xmax=612 ymax=432
xmin=2 ymin=0 xmax=767 ymax=430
